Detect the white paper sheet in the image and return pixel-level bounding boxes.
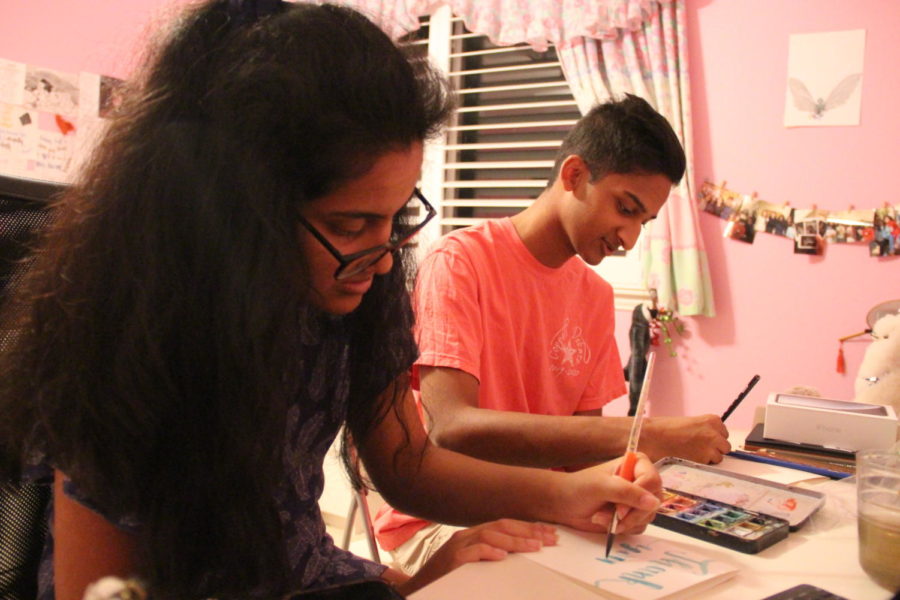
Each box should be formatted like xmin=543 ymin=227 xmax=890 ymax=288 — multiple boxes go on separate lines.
xmin=526 ymin=528 xmax=737 ymax=600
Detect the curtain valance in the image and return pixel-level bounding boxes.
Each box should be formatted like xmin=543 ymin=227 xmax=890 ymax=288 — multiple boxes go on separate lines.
xmin=313 ymin=0 xmax=672 ymax=50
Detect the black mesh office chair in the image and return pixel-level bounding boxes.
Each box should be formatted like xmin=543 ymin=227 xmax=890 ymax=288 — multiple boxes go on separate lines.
xmin=0 ymin=482 xmax=51 ymax=600
xmin=0 ymin=174 xmax=59 ymax=600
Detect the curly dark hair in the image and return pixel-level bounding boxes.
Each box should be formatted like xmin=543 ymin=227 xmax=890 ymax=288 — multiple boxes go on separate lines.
xmin=0 ymin=1 xmax=451 ymax=597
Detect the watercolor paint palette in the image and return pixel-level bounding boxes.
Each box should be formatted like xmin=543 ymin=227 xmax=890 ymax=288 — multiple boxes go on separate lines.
xmin=653 ymin=488 xmax=790 ymax=554
xmin=654 ymin=457 xmax=826 ymax=529
xmin=650 ymin=457 xmax=826 ymax=554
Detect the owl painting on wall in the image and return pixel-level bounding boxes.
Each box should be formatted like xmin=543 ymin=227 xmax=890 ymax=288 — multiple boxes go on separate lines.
xmin=783 ymin=29 xmax=866 ymax=127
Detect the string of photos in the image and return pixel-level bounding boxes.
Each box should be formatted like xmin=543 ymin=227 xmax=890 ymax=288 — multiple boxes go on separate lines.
xmin=697 ymin=181 xmax=900 ymax=258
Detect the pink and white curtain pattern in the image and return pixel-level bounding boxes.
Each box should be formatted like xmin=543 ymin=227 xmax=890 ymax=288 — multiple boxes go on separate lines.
xmin=309 ymin=0 xmax=670 ymax=49
xmin=310 ymin=0 xmax=714 ymax=317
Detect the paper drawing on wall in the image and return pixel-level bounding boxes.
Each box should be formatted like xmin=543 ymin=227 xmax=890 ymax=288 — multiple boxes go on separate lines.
xmin=787 ymin=74 xmax=861 ymax=120
xmin=23 ymin=66 xmax=80 ymax=118
xmin=784 ymin=29 xmax=865 ymax=128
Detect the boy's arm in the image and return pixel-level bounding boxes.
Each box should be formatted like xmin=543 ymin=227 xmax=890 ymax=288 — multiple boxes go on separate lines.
xmin=356 ymin=381 xmax=662 ymax=533
xmin=420 ymin=366 xmax=633 ymax=467
xmin=420 ymin=366 xmax=732 ymax=466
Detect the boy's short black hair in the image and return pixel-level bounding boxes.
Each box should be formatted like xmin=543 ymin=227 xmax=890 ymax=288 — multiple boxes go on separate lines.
xmin=549 ymin=94 xmax=685 ymax=185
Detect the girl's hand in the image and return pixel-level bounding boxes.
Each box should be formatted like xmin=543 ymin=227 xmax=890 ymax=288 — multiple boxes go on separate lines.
xmin=554 ymin=452 xmax=662 ymax=535
xmin=394 ymin=519 xmax=557 ymax=595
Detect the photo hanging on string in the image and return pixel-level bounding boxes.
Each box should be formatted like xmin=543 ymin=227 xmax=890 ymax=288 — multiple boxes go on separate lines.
xmin=793 ymin=217 xmax=825 ymax=255
xmin=870 ymin=205 xmax=900 ymax=257
xmin=823 ymin=209 xmax=874 ymax=244
xmin=723 ymin=194 xmax=757 ymax=244
xmin=753 ymin=200 xmax=793 ymax=238
xmin=699 ymin=182 xmax=743 ymax=220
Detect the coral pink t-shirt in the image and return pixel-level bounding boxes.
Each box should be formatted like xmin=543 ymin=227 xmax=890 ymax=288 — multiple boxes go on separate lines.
xmin=374 ymin=218 xmax=626 ymax=550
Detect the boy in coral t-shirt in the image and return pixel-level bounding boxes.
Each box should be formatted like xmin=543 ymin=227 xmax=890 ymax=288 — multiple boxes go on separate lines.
xmin=375 ymin=95 xmax=731 ymax=575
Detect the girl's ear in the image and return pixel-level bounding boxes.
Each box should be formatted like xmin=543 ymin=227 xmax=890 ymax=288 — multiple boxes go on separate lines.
xmin=559 ymin=155 xmax=590 ymax=193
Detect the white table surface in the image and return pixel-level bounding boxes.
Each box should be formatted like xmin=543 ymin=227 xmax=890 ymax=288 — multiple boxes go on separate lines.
xmin=411 ymin=432 xmax=894 ymax=600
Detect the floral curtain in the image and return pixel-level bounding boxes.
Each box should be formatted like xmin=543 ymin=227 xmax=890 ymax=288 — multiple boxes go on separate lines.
xmin=309 ymin=0 xmax=674 ymax=50
xmin=557 ymin=1 xmax=714 ymax=317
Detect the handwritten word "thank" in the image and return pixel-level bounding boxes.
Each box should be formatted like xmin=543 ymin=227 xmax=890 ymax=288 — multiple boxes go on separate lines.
xmin=595 ymin=544 xmax=715 ymax=590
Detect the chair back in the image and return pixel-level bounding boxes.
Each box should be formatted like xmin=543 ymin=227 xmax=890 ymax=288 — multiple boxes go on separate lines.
xmin=0 ymin=175 xmax=60 ymax=600
xmin=0 ymin=482 xmax=51 ymax=600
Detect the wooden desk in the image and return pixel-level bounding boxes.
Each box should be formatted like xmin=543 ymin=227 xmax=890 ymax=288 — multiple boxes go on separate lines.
xmin=411 ymin=443 xmax=892 ymax=599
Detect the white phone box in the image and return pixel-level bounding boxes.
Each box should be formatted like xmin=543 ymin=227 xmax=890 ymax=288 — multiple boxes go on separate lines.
xmin=763 ymin=393 xmax=898 ymax=452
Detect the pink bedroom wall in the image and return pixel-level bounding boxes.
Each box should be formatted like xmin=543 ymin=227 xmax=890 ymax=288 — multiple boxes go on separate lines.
xmin=612 ymin=0 xmax=900 ymax=429
xmin=0 ymin=1 xmax=184 ymax=79
xmin=2 ymin=1 xmax=897 ymax=433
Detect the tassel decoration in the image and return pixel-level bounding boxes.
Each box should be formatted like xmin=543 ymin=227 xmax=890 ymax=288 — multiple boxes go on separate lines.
xmin=836 ymin=342 xmax=846 ymax=374
xmin=835 ymin=329 xmax=872 ymax=375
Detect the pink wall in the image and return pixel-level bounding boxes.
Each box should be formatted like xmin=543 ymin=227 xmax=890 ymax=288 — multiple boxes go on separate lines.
xmin=3 ymin=1 xmax=897 ymax=432
xmin=0 ymin=0 xmax=181 ymax=79
xmin=612 ymin=0 xmax=900 ymax=429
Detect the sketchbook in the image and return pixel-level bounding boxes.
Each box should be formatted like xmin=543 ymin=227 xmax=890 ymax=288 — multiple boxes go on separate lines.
xmin=744 ymin=423 xmax=856 ymax=460
xmin=525 ymin=528 xmax=738 ymax=600
xmin=411 ymin=528 xmax=737 ymax=600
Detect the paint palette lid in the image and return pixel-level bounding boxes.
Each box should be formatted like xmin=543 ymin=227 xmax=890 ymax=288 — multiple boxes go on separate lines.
xmin=655 ymin=457 xmax=826 ymax=529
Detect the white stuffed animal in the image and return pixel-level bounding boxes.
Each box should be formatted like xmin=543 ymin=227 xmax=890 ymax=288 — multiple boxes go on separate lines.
xmin=854 ymin=313 xmax=900 ymax=412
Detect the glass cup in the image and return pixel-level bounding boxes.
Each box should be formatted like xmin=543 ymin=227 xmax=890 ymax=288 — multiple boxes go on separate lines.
xmin=856 ymin=448 xmax=900 ymax=592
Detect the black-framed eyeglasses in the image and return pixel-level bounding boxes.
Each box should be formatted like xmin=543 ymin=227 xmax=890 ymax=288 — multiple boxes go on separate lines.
xmin=298 ymin=188 xmax=436 ymax=281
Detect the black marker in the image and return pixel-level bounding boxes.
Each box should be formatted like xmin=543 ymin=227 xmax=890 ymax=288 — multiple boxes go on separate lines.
xmin=721 ymin=374 xmax=760 ymax=422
